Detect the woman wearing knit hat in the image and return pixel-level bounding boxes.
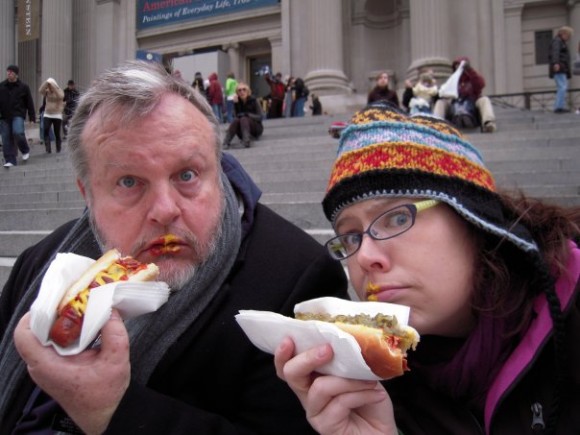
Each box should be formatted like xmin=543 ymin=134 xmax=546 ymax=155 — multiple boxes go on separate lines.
xmin=274 ymin=104 xmax=580 ymax=434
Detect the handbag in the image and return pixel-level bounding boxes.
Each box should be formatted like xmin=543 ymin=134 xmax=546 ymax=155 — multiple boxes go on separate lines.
xmin=439 ymin=60 xmax=466 ymax=99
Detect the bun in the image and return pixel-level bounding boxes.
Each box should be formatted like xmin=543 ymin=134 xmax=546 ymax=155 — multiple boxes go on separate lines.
xmin=57 ymin=249 xmax=120 ymax=311
xmin=127 ymin=263 xmax=159 ymax=283
xmin=334 ymin=323 xmax=407 ymax=379
xmin=49 ymin=249 xmax=159 ymax=347
xmin=295 ymin=309 xmax=419 ymax=380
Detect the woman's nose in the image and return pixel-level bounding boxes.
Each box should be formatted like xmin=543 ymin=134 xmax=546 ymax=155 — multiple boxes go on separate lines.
xmin=354 ymin=234 xmax=392 ymax=272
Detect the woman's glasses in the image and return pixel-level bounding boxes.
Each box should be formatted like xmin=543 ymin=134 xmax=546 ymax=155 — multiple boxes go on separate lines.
xmin=325 ymin=200 xmax=439 ymax=260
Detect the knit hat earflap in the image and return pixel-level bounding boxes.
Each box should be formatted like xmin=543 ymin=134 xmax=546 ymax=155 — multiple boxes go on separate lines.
xmin=322 ymin=103 xmax=538 ymax=254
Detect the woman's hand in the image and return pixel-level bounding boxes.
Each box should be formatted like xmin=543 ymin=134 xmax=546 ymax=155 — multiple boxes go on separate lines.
xmin=275 ymin=337 xmax=398 ymax=435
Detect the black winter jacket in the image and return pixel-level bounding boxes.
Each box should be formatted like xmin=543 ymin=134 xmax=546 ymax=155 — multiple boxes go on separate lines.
xmin=0 ymin=79 xmax=36 ymax=121
xmin=549 ymin=35 xmax=571 ymax=79
xmin=0 ymin=204 xmax=349 ymax=434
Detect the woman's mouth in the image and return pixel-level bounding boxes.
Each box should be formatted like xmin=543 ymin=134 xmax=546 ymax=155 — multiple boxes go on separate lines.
xmin=365 ymin=282 xmax=406 ymax=303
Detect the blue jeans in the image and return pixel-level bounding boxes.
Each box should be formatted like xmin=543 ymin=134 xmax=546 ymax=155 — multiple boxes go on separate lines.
xmin=0 ymin=117 xmax=30 ymax=165
xmin=293 ymin=97 xmax=306 ymax=117
xmin=211 ymin=104 xmax=223 ymax=123
xmin=553 ymin=73 xmax=568 ymax=110
xmin=40 ymin=114 xmax=55 ymax=142
xmin=226 ymin=99 xmax=235 ymax=123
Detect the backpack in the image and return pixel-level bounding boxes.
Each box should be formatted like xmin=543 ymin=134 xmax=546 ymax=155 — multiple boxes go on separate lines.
xmin=451 ymin=98 xmax=478 ymax=129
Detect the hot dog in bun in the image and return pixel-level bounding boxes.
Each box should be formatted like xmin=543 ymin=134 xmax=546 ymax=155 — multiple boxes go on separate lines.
xmin=49 ymin=249 xmax=159 ymax=347
xmin=294 ymin=297 xmax=419 ymax=379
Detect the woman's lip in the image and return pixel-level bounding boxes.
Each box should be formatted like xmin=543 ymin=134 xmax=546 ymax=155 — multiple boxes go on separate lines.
xmin=365 ymin=285 xmax=407 ymax=302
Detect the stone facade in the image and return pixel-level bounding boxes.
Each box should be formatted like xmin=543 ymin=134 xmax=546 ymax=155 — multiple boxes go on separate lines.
xmin=3 ymin=0 xmax=580 ymax=113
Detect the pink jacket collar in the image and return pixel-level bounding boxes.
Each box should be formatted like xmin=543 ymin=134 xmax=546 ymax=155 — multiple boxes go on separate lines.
xmin=484 ymin=241 xmax=580 ymax=432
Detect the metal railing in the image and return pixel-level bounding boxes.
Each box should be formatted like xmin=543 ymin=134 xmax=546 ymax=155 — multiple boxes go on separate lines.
xmin=488 ymin=88 xmax=580 ymax=112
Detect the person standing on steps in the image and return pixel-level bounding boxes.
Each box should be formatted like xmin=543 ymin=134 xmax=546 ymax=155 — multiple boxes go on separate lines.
xmin=223 ymin=82 xmax=263 ymax=149
xmin=0 ymin=65 xmax=35 ymax=167
xmin=63 ymin=79 xmax=80 ymax=138
xmin=39 ymin=78 xmax=65 ymax=153
xmin=549 ymin=26 xmax=573 ymax=113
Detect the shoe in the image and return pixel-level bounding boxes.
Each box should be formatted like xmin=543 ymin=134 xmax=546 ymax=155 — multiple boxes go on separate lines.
xmin=482 ymin=121 xmax=496 ymax=133
xmin=243 ymin=140 xmax=251 ymax=148
xmin=22 ymin=153 xmax=30 ymax=161
xmin=554 ymin=108 xmax=570 ymax=113
xmin=3 ymin=162 xmax=14 ymax=168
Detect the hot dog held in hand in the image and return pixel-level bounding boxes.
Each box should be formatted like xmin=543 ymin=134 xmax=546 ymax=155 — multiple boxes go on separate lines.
xmin=30 ymin=249 xmax=170 ymax=355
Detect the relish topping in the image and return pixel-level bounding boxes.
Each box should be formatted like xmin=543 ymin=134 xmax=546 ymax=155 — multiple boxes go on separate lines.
xmin=295 ymin=312 xmax=418 ymax=353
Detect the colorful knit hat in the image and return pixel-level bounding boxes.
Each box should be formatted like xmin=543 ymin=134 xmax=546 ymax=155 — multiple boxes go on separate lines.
xmin=322 ymin=103 xmax=538 ymax=253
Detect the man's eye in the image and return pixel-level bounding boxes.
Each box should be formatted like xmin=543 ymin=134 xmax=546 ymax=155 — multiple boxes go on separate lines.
xmin=179 ymin=170 xmax=196 ymax=182
xmin=118 ymin=176 xmax=137 ymax=188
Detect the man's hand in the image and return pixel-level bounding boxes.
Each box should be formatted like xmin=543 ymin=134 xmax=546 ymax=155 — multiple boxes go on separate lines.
xmin=14 ymin=310 xmax=131 ymax=435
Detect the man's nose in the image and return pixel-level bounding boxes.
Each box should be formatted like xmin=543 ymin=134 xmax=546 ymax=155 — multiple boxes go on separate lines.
xmin=146 ymin=184 xmax=181 ymax=226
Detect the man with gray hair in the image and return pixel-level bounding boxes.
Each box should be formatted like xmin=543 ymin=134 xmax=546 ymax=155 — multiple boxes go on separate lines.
xmin=0 ymin=60 xmax=347 ymax=434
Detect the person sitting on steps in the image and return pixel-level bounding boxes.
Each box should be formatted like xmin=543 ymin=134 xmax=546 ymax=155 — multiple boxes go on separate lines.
xmin=434 ymin=56 xmax=497 ymax=133
xmin=223 ymin=83 xmax=263 ymax=149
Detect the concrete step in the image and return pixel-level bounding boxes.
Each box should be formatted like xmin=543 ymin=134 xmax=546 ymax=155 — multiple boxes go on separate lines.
xmin=0 ymin=106 xmax=577 ymax=291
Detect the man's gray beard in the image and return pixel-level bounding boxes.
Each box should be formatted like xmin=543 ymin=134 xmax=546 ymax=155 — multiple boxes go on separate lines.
xmin=88 ymin=204 xmax=224 ymax=291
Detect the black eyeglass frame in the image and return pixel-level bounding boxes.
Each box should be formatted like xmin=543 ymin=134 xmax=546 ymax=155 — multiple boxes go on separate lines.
xmin=325 ymin=199 xmax=439 ymax=261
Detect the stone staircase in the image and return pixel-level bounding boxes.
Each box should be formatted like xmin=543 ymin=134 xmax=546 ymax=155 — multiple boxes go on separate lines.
xmin=0 ymin=107 xmax=579 ymax=290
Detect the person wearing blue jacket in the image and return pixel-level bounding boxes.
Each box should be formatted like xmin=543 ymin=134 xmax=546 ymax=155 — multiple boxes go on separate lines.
xmin=0 ymin=60 xmax=348 ymax=434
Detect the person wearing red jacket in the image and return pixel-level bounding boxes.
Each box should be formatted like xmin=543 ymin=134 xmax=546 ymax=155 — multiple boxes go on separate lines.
xmin=206 ymin=72 xmax=224 ymax=123
xmin=434 ymin=56 xmax=497 ymax=133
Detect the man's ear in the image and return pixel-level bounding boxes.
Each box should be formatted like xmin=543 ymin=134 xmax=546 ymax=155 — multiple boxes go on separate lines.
xmin=77 ymin=178 xmax=88 ymax=202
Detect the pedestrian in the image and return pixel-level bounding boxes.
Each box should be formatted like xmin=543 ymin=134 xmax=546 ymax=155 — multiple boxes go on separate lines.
xmin=549 ymin=26 xmax=574 ymax=113
xmin=0 ymin=60 xmax=348 ymax=434
xmin=39 ymin=78 xmax=65 ymax=153
xmin=0 ymin=65 xmax=35 ymax=167
xmin=63 ymin=79 xmax=80 ymax=138
xmin=291 ymin=77 xmax=309 ymax=117
xmin=224 ymin=72 xmax=237 ymax=123
xmin=264 ymin=71 xmax=285 ymax=119
xmin=206 ymin=72 xmax=224 ymax=122
xmin=367 ymin=71 xmax=399 ymax=108
xmin=274 ymin=104 xmax=580 ymax=435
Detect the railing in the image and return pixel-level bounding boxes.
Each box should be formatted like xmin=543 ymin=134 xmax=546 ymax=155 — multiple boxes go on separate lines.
xmin=488 ymin=88 xmax=580 ymax=112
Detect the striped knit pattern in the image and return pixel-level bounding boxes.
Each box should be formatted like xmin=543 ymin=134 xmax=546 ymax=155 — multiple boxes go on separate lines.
xmin=327 ymin=106 xmax=495 ymax=194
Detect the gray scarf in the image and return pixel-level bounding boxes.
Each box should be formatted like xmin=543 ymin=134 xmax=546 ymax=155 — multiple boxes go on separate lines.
xmin=0 ymin=171 xmax=241 ymax=423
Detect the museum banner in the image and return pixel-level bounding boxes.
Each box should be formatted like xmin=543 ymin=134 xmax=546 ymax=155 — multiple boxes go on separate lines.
xmin=18 ymin=0 xmax=40 ymax=42
xmin=137 ymin=0 xmax=280 ymax=30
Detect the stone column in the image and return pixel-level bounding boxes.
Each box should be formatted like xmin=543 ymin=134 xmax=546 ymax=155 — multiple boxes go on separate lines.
xmin=0 ymin=1 xmax=15 ymax=68
xmin=40 ymin=0 xmax=72 ymax=87
xmin=95 ymin=0 xmax=121 ymax=73
xmin=407 ymin=0 xmax=452 ymax=77
xmin=302 ymin=0 xmax=350 ymax=94
xmin=224 ymin=43 xmax=241 ymax=80
xmin=569 ymin=0 xmax=580 ymax=88
xmin=269 ymin=35 xmax=283 ymax=77
xmin=503 ymin=3 xmax=524 ymax=93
